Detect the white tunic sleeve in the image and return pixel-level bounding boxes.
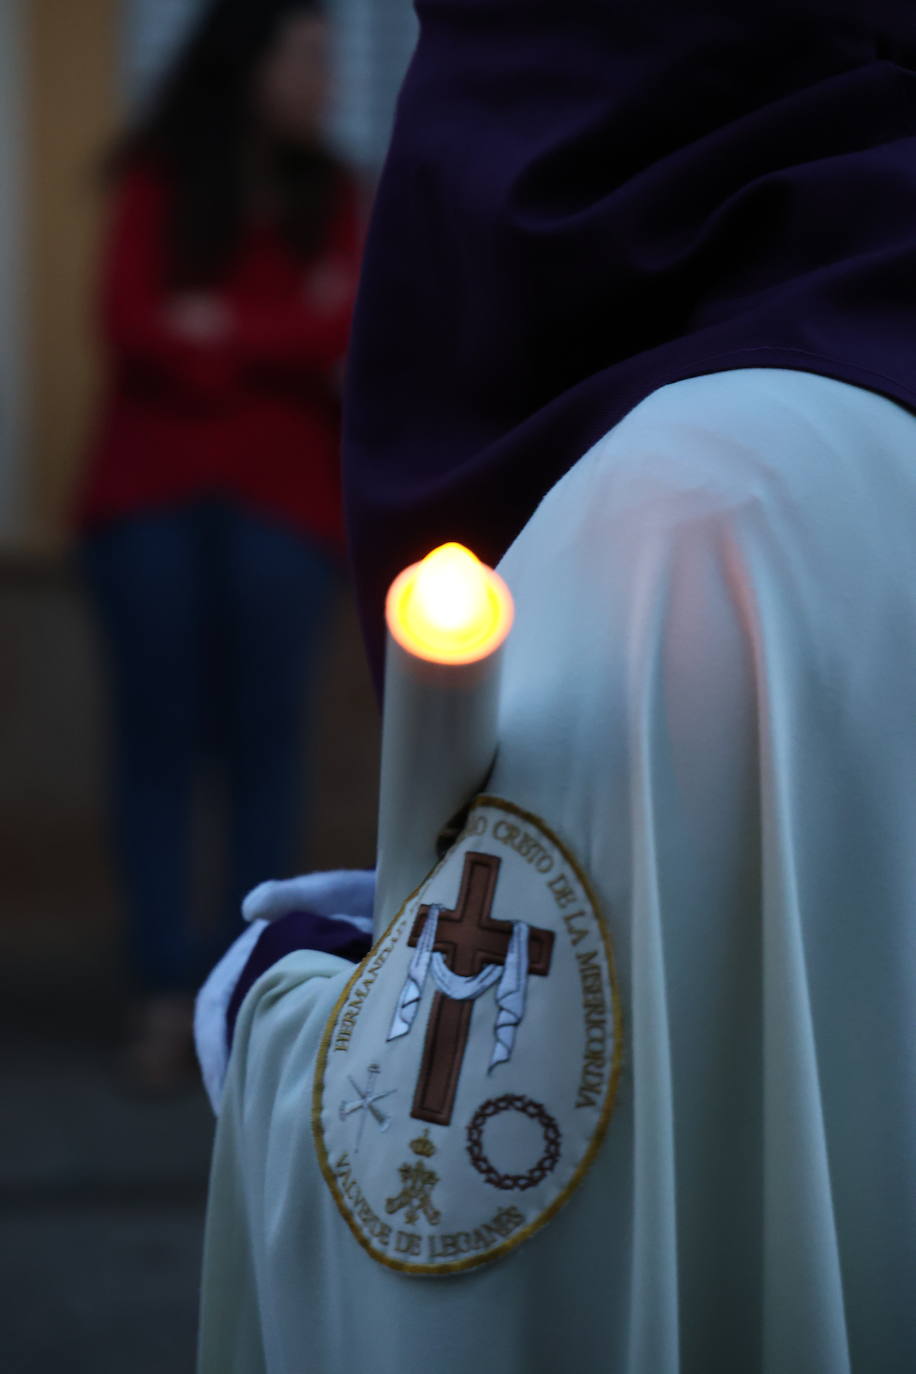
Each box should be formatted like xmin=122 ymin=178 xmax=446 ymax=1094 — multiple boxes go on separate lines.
xmin=197 ymin=951 xmax=354 ymax=1374
xmin=198 ymin=368 xmax=916 ymax=1374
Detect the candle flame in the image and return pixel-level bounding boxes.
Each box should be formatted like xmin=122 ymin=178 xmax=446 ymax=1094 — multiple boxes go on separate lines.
xmin=386 ymin=543 xmax=513 ymax=664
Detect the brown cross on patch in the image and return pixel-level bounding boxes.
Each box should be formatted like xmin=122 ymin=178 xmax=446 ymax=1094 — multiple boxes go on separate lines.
xmin=407 ymin=851 xmax=554 ymax=1127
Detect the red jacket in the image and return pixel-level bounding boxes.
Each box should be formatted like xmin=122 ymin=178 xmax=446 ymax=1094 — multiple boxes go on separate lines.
xmin=77 ymin=165 xmax=363 ymax=549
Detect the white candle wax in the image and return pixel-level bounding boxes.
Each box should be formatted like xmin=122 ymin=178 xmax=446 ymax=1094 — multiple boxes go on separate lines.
xmin=373 ymin=544 xmax=514 ymax=935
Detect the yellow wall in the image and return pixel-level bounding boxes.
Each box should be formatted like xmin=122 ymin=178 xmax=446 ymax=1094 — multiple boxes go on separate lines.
xmin=25 ymin=0 xmax=121 ymax=546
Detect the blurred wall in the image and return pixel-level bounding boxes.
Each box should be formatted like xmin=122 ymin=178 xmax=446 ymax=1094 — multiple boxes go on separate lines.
xmin=0 ymin=0 xmax=26 ymax=540
xmin=24 ymin=0 xmax=120 ymax=548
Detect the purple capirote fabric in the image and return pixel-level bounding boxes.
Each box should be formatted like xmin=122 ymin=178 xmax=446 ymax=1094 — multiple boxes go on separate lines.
xmin=226 ymin=912 xmax=372 ymax=1053
xmin=342 ymin=0 xmax=916 ymax=694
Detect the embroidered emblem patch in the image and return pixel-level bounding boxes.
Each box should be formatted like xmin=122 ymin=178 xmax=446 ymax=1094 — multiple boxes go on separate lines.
xmin=312 ymin=796 xmax=622 ymax=1275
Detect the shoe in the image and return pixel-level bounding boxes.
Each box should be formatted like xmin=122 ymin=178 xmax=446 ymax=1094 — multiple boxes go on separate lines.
xmin=115 ymin=993 xmax=198 ymax=1098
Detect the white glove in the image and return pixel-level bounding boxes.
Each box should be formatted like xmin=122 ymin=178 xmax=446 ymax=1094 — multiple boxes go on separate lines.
xmin=241 ymin=869 xmax=375 ymax=934
xmin=195 ymin=869 xmax=376 ymax=1113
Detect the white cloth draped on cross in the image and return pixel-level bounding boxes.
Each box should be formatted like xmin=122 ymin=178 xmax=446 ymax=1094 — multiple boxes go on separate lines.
xmin=387 ymin=904 xmax=530 ymax=1070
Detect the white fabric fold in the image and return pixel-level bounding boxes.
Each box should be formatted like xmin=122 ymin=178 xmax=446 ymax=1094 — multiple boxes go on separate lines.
xmin=194 ymin=919 xmax=268 ymax=1115
xmin=387 ymin=904 xmax=440 ymax=1040
xmin=489 ymin=919 xmax=529 ymax=1071
xmin=429 ymin=954 xmax=502 ymax=1001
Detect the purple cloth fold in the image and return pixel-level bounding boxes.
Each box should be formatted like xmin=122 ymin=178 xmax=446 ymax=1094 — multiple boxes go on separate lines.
xmin=226 ymin=911 xmax=372 ymax=1052
xmin=343 ymin=1 xmax=916 ymax=693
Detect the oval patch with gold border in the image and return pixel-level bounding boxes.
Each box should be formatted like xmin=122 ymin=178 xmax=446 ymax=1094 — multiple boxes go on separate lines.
xmin=312 ymin=795 xmax=622 ymax=1276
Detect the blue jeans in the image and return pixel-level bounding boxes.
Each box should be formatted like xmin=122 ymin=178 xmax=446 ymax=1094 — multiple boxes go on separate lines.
xmin=82 ymin=499 xmax=338 ymax=994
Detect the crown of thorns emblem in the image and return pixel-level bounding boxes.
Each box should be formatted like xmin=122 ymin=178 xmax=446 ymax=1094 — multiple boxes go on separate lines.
xmin=466 ymin=1094 xmax=562 ymax=1191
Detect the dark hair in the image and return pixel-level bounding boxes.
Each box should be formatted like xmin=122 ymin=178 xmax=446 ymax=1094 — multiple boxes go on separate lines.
xmin=110 ymin=0 xmax=344 ymax=287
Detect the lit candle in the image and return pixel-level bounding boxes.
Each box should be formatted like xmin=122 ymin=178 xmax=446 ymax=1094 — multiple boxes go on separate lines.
xmin=374 ymin=544 xmax=514 ymax=933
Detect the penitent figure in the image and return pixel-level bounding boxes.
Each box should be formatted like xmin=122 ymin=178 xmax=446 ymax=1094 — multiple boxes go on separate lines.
xmin=76 ymin=0 xmax=362 ymax=1093
xmin=195 ymin=3 xmax=916 ymax=1371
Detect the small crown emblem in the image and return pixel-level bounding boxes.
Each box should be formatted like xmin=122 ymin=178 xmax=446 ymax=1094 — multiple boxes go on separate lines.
xmin=409 ymin=1128 xmax=436 ymax=1158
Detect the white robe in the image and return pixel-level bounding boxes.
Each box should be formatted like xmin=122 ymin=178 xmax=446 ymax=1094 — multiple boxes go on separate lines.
xmin=197 ymin=368 xmax=916 ymax=1373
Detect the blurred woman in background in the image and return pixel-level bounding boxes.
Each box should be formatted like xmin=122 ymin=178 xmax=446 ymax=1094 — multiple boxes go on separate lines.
xmin=75 ymin=0 xmax=363 ymax=1093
